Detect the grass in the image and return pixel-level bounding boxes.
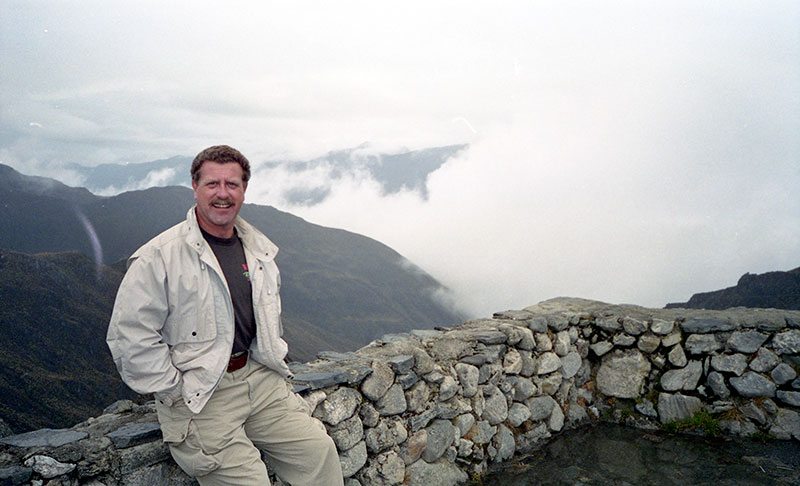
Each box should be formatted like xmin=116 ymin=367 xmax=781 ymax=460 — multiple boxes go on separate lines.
xmin=662 ymin=410 xmax=721 ymax=437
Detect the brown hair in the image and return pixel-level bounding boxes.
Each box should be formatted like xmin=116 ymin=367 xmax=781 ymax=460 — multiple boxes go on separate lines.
xmin=191 ymin=145 xmax=251 ymax=184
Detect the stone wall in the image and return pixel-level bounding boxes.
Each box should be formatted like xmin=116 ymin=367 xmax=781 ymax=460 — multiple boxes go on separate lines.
xmin=2 ymin=297 xmax=799 ymax=486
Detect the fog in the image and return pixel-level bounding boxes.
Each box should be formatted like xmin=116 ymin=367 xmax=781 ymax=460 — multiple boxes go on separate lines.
xmin=2 ymin=1 xmax=798 ymax=317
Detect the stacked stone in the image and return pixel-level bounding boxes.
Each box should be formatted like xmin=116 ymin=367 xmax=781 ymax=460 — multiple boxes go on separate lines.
xmin=1 ymin=298 xmax=799 ymax=486
xmin=293 ymin=308 xmax=596 ymax=486
xmin=581 ymin=304 xmax=800 ymax=440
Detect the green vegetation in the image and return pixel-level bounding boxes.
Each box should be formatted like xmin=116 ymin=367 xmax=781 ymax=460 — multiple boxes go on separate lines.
xmin=662 ymin=410 xmax=721 ymax=437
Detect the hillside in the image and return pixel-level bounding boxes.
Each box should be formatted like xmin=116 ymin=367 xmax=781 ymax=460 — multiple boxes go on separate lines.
xmin=0 ymin=164 xmax=466 ymax=431
xmin=0 ymin=250 xmax=137 ymax=432
xmin=666 ymin=267 xmax=800 ymax=310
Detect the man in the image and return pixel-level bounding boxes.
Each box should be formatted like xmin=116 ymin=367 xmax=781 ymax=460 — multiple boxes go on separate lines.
xmin=107 ymin=145 xmax=344 ymax=485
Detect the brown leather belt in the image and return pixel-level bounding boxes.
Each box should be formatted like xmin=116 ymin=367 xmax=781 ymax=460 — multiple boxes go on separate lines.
xmin=227 ymin=351 xmax=248 ymax=373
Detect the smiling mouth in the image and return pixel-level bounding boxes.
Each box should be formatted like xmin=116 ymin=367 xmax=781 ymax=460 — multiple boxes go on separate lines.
xmin=211 ymin=200 xmax=233 ymax=209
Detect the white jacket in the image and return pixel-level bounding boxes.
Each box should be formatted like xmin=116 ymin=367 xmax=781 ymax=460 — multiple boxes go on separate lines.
xmin=107 ymin=206 xmax=291 ymax=413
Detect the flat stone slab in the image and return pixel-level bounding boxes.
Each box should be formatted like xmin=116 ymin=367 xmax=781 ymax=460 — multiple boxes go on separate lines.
xmin=0 ymin=428 xmax=87 ymax=448
xmin=292 ymin=371 xmax=349 ymax=390
xmin=107 ymin=422 xmax=162 ymax=449
xmin=680 ymin=317 xmax=737 ymax=333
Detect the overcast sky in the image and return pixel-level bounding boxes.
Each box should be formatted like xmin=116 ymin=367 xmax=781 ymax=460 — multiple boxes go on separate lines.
xmin=2 ymin=1 xmax=799 ymax=317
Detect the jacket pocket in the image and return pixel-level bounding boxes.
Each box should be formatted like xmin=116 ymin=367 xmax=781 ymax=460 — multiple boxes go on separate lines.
xmin=163 ymin=309 xmax=217 ymax=345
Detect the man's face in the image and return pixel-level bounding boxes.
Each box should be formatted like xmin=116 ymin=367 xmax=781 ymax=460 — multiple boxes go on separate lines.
xmin=192 ymin=161 xmax=247 ymax=238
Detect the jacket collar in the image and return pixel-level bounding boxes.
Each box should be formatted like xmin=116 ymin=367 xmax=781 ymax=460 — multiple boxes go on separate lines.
xmin=184 ymin=206 xmax=279 ymax=262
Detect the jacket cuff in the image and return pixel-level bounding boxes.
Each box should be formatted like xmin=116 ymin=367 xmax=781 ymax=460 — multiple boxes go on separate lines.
xmin=154 ymin=377 xmax=183 ymax=407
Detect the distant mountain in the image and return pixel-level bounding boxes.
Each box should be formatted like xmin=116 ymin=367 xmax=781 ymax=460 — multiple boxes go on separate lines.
xmin=0 ymin=164 xmax=466 ymax=431
xmin=665 ymin=267 xmax=800 ymax=310
xmin=65 ymin=144 xmax=468 ymax=202
xmin=66 ymin=156 xmax=192 ymax=194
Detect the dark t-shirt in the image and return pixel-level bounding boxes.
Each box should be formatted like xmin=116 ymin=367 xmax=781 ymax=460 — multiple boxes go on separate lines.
xmin=200 ymin=228 xmax=256 ymax=354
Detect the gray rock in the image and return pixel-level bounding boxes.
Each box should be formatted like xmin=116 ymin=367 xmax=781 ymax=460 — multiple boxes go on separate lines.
xmin=566 ymin=400 xmax=589 ymax=425
xmin=657 ymin=393 xmax=703 ymax=423
xmin=386 ymin=355 xmax=415 ymax=374
xmin=438 ymin=376 xmax=459 ymax=401
xmin=707 ymin=372 xmax=731 ymax=399
xmin=361 ymin=451 xmax=406 ymax=486
xmin=361 ymin=361 xmax=395 ymax=401
xmin=740 ymin=402 xmax=767 ymax=425
xmin=314 ymin=387 xmax=362 ymax=426
xmin=637 ymin=334 xmax=661 ymax=353
xmin=106 ymin=422 xmax=161 ymax=449
xmin=474 ymin=330 xmax=507 ymax=345
xmin=508 ymin=403 xmax=532 ymax=427
xmin=465 ymin=420 xmax=495 ymax=445
xmin=339 ymin=441 xmax=368 ymax=478
xmin=528 ymin=317 xmax=548 ymax=333
xmin=710 ymin=353 xmax=748 ymax=376
xmin=554 ymin=331 xmax=571 ymax=356
xmin=492 ymin=425 xmax=515 ymax=462
xmin=769 ymin=409 xmax=800 ymax=441
xmin=612 ymin=334 xmax=636 ymax=347
xmin=403 ymin=458 xmax=468 ymax=486
xmin=549 ymin=403 xmax=565 ymax=432
xmin=535 ymin=352 xmax=561 ymax=375
xmin=365 ymin=418 xmax=408 ymax=453
xmin=459 ymin=354 xmax=486 ymax=367
xmin=771 ymin=363 xmax=798 ymax=385
xmin=292 ymin=371 xmax=349 ymax=390
xmin=681 ymin=317 xmax=736 ymax=333
xmin=405 ymin=380 xmax=431 ymax=413
xmin=757 ymin=319 xmax=787 ymax=332
xmin=401 ymin=430 xmax=427 ymax=465
xmin=435 ymin=396 xmax=471 ymax=420
xmin=777 ymin=391 xmax=800 ymax=407
xmin=359 ymin=402 xmax=380 ymax=428
xmin=498 ymin=324 xmax=525 ymax=346
xmin=538 ymin=371 xmax=563 ymax=396
xmin=668 ymin=345 xmax=687 ymax=367
xmin=547 ymin=315 xmax=569 ymax=331
xmin=376 ymin=384 xmax=407 ymax=416
xmin=622 ymin=317 xmax=648 ymax=336
xmin=727 ymin=331 xmax=769 ymax=353
xmin=685 ymin=334 xmax=722 ymax=354
xmin=749 ymin=348 xmax=780 ymax=373
xmin=428 ymin=338 xmax=472 ymax=361
xmin=729 ymin=372 xmax=777 ymax=397
xmin=409 ymin=408 xmax=438 ymax=432
xmin=454 ymin=414 xmax=475 ymax=438
xmin=412 ymin=348 xmax=437 ymax=375
xmin=482 ymin=387 xmax=509 ymax=425
xmin=660 ymin=360 xmax=703 ymax=391
xmin=493 ymin=309 xmax=535 ymax=321
xmin=513 ymin=378 xmax=537 ymax=401
xmin=503 ymin=348 xmax=523 ymax=375
xmin=590 ymin=341 xmax=614 ymax=358
xmin=103 ymin=399 xmax=136 ymax=414
xmin=23 ymin=455 xmax=76 ymax=479
xmin=422 ymin=420 xmax=456 ymax=463
xmin=328 ymin=415 xmax=365 ymax=452
xmin=596 ymin=316 xmax=621 ymax=332
xmin=0 ymin=429 xmax=88 ymax=448
xmin=793 ymin=377 xmax=800 ymax=389
xmin=0 ymin=466 xmax=32 ymax=485
xmin=535 ymin=333 xmax=553 ymax=352
xmin=635 ymin=400 xmax=657 ymax=418
xmin=560 ymin=352 xmax=582 ymax=379
xmin=519 ymin=350 xmax=536 ymax=377
xmin=650 ymin=318 xmax=674 ymax=336
xmin=661 ymin=331 xmax=682 ymax=348
xmin=526 ymin=395 xmax=558 ymax=421
xmin=514 ymin=327 xmax=536 ymax=350
xmin=772 ymin=330 xmax=800 ymax=354
xmin=395 ymin=372 xmax=420 ymax=390
xmin=118 ymin=439 xmax=170 ymax=475
xmin=596 ymin=349 xmax=651 ymax=399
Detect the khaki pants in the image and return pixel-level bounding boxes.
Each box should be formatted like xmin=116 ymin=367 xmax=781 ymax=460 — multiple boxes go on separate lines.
xmin=156 ymin=360 xmax=344 ymax=486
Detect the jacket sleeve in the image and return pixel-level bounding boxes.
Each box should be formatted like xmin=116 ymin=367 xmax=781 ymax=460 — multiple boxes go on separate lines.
xmin=106 ymin=250 xmax=182 ymax=400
